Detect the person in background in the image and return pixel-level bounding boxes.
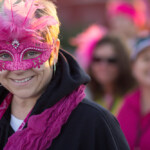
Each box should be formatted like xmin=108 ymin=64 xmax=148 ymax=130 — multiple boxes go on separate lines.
xmin=71 ymin=27 xmax=135 ymax=115
xmin=70 ymin=24 xmax=107 ymax=71
xmin=0 ymin=0 xmax=129 ymax=149
xmin=107 ymin=0 xmax=147 ymax=50
xmin=87 ymin=35 xmax=135 ymax=115
xmin=118 ymin=35 xmax=150 ymax=150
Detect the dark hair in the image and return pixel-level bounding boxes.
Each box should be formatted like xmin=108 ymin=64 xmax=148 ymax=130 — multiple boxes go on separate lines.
xmin=88 ymin=35 xmax=135 ymax=100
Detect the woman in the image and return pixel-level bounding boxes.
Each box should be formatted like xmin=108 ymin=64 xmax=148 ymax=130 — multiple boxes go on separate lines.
xmin=88 ymin=36 xmax=135 ymax=115
xmin=0 ymin=0 xmax=129 ymax=150
xmin=73 ymin=30 xmax=135 ymax=115
xmin=118 ymin=36 xmax=150 ymax=150
xmin=107 ymin=1 xmax=147 ymax=49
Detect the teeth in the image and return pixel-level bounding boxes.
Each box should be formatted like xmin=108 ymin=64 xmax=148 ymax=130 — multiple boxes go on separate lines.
xmin=14 ymin=77 xmax=32 ymax=83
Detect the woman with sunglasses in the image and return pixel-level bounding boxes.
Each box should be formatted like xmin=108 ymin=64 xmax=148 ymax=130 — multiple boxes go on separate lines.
xmin=74 ymin=32 xmax=135 ymax=115
xmin=0 ymin=0 xmax=129 ymax=150
xmin=88 ymin=36 xmax=135 ymax=115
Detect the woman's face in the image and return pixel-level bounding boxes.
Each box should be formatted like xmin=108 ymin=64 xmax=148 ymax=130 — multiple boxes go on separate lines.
xmin=90 ymin=43 xmax=119 ymax=85
xmin=133 ymin=47 xmax=150 ymax=87
xmin=111 ymin=14 xmax=137 ymax=38
xmin=0 ymin=40 xmax=60 ymax=100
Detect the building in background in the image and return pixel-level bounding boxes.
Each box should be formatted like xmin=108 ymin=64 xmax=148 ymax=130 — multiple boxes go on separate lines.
xmin=56 ymin=0 xmax=107 ymax=50
xmin=55 ymin=0 xmax=150 ymax=50
xmin=57 ymin=0 xmax=107 ymax=29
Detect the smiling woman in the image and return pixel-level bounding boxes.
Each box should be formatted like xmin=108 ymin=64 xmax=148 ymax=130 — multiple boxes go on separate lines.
xmin=118 ymin=35 xmax=150 ymax=150
xmin=0 ymin=0 xmax=129 ymax=150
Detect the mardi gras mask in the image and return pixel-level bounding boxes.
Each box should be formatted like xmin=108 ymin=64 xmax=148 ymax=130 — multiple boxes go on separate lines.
xmin=0 ymin=39 xmax=53 ymax=71
xmin=0 ymin=0 xmax=58 ymax=71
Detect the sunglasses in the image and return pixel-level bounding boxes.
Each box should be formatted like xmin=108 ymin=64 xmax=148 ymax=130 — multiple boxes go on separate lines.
xmin=92 ymin=57 xmax=118 ymax=64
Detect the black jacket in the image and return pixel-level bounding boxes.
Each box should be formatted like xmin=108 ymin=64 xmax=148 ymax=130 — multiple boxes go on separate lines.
xmin=0 ymin=49 xmax=129 ymax=150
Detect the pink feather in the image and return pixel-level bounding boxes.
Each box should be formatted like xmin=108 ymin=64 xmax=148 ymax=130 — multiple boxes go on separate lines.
xmin=32 ymin=16 xmax=58 ymax=30
xmin=23 ymin=0 xmax=38 ymax=26
xmin=0 ymin=0 xmax=58 ymax=41
xmin=12 ymin=0 xmax=38 ymax=27
xmin=3 ymin=0 xmax=16 ymax=20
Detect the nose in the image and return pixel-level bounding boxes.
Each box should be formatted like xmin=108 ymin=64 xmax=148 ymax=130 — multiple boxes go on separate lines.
xmin=98 ymin=61 xmax=110 ymax=67
xmin=11 ymin=69 xmax=26 ymax=75
xmin=7 ymin=61 xmax=32 ymax=71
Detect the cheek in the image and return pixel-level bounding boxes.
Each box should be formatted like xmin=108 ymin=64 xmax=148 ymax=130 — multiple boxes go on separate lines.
xmin=32 ymin=63 xmax=53 ymax=84
xmin=133 ymin=62 xmax=148 ymax=81
xmin=0 ymin=70 xmax=9 ymax=83
xmin=32 ymin=60 xmax=51 ymax=73
xmin=0 ymin=71 xmax=11 ymax=90
xmin=90 ymin=64 xmax=99 ymax=73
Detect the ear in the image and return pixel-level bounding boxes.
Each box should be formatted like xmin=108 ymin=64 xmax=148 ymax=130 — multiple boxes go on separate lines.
xmin=50 ymin=39 xmax=60 ymax=66
xmin=53 ymin=39 xmax=60 ymax=64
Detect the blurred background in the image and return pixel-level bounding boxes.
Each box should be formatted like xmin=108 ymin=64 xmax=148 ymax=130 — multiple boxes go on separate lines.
xmin=55 ymin=0 xmax=150 ymax=51
xmin=54 ymin=1 xmax=150 ymax=149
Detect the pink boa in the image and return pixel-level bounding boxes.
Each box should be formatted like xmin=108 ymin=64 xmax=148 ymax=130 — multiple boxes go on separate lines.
xmin=4 ymin=85 xmax=85 ymax=150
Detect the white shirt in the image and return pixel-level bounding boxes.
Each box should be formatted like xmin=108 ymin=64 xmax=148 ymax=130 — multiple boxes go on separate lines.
xmin=10 ymin=114 xmax=23 ymax=132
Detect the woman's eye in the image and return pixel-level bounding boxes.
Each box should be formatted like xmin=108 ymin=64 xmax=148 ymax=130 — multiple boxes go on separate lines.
xmin=23 ymin=51 xmax=41 ymax=60
xmin=0 ymin=53 xmax=12 ymax=61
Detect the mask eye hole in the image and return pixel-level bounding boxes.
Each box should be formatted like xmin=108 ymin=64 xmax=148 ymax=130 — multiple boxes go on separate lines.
xmin=0 ymin=52 xmax=12 ymax=61
xmin=23 ymin=50 xmax=42 ymax=60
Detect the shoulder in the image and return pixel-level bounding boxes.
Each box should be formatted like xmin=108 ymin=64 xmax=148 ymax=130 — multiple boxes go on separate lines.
xmin=79 ymin=98 xmax=118 ymax=122
xmin=50 ymin=99 xmax=129 ymax=150
xmin=70 ymin=98 xmax=130 ymax=150
xmin=123 ymin=89 xmax=140 ymax=104
xmin=118 ymin=89 xmax=140 ymax=115
xmin=75 ymin=98 xmax=121 ymax=131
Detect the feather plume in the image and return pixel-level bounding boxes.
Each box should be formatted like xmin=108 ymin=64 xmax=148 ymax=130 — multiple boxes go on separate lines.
xmin=0 ymin=0 xmax=58 ymax=41
xmin=12 ymin=0 xmax=39 ymax=27
xmin=32 ymin=16 xmax=58 ymax=30
xmin=3 ymin=0 xmax=16 ymax=21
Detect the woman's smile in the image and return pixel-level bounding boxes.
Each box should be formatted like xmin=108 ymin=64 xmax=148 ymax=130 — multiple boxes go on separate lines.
xmin=0 ymin=61 xmax=53 ymax=99
xmin=10 ymin=76 xmax=35 ymax=86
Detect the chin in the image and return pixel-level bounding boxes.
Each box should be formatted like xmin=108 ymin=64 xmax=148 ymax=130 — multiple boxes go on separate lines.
xmin=12 ymin=89 xmax=35 ymax=99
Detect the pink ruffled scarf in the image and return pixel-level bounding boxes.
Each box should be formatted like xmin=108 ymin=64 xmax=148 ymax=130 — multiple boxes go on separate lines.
xmin=1 ymin=85 xmax=85 ymax=150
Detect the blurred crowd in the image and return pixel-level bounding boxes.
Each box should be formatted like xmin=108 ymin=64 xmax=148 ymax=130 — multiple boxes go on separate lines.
xmin=60 ymin=0 xmax=150 ymax=149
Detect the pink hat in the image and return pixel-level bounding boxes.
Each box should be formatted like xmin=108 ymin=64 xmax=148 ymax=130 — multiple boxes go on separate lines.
xmin=108 ymin=2 xmax=136 ymax=19
xmin=107 ymin=1 xmax=146 ymax=29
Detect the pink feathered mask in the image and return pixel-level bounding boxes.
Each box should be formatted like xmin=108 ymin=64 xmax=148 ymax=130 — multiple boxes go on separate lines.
xmin=0 ymin=0 xmax=58 ymax=71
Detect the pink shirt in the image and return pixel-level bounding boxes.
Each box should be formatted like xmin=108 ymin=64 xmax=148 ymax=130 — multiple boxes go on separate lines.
xmin=117 ymin=89 xmax=150 ymax=150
